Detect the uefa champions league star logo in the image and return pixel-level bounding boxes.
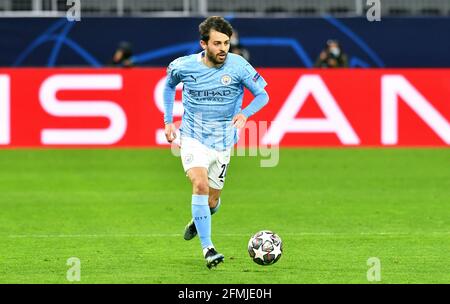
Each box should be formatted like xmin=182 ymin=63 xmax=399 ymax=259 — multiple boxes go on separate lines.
xmin=221 ymin=75 xmax=231 ymax=86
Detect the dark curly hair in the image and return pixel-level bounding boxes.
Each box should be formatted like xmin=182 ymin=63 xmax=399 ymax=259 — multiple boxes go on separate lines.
xmin=199 ymin=16 xmax=233 ymax=42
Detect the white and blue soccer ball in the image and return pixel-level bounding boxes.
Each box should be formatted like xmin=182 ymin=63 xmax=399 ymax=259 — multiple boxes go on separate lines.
xmin=248 ymin=230 xmax=283 ymax=265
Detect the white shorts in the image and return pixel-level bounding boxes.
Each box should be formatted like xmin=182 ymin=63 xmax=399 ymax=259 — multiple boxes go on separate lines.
xmin=180 ymin=136 xmax=231 ymax=190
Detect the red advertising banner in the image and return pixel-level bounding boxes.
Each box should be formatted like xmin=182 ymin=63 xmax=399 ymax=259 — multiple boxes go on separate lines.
xmin=0 ymin=68 xmax=449 ymax=147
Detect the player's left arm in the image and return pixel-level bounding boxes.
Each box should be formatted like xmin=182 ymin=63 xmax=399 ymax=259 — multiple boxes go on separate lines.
xmin=232 ymin=63 xmax=269 ymax=129
xmin=232 ymin=90 xmax=269 ymax=129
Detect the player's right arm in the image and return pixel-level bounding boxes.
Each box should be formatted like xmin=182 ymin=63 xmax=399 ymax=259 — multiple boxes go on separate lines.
xmin=163 ymin=59 xmax=182 ymax=143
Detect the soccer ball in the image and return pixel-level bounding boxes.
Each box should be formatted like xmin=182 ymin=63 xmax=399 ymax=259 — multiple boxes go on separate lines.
xmin=248 ymin=230 xmax=283 ymax=265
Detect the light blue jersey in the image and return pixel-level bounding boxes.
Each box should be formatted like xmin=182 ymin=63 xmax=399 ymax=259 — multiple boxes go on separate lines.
xmin=164 ymin=51 xmax=268 ymax=150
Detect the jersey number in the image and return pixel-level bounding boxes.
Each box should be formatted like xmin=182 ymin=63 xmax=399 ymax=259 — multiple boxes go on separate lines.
xmin=218 ymin=164 xmax=228 ymax=179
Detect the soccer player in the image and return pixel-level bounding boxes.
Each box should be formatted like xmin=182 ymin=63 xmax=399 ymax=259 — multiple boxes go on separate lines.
xmin=163 ymin=16 xmax=269 ymax=268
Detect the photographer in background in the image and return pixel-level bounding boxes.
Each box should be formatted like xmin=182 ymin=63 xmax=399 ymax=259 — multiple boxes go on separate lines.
xmin=314 ymin=39 xmax=348 ymax=68
xmin=109 ymin=41 xmax=134 ymax=67
xmin=229 ymin=30 xmax=251 ymax=62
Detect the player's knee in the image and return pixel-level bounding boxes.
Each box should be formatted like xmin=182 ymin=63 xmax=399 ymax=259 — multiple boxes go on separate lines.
xmin=208 ymin=196 xmax=219 ymax=209
xmin=192 ymin=179 xmax=209 ymax=195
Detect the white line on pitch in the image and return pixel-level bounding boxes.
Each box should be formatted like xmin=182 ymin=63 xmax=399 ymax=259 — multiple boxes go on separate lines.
xmin=5 ymin=232 xmax=450 ymax=238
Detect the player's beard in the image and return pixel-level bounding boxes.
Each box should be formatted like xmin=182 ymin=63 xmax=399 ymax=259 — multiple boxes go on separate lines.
xmin=206 ymin=49 xmax=227 ymax=65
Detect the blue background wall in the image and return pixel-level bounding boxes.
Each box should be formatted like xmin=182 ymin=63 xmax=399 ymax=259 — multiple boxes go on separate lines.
xmin=1 ymin=17 xmax=449 ymax=68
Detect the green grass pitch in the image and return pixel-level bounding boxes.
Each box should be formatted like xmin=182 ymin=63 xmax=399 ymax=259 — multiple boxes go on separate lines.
xmin=0 ymin=148 xmax=448 ymax=283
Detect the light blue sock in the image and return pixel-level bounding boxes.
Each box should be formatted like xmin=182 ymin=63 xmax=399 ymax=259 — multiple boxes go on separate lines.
xmin=210 ymin=198 xmax=221 ymax=215
xmin=192 ymin=194 xmax=213 ymax=249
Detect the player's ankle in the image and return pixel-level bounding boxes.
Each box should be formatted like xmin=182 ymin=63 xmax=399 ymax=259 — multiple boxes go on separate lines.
xmin=203 ymin=246 xmax=215 ymax=257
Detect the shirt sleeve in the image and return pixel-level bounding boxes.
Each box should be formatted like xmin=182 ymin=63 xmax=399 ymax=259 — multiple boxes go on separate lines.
xmin=166 ymin=58 xmax=183 ymax=88
xmin=239 ymin=58 xmax=269 ymax=118
xmin=240 ymin=61 xmax=267 ymax=96
xmin=163 ymin=58 xmax=183 ymax=123
xmin=163 ymin=83 xmax=176 ymax=124
xmin=241 ymin=91 xmax=269 ymax=119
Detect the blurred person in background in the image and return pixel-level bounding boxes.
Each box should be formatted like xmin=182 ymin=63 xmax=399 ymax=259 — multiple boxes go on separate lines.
xmin=109 ymin=41 xmax=134 ymax=67
xmin=229 ymin=30 xmax=251 ymax=62
xmin=314 ymin=39 xmax=348 ymax=68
